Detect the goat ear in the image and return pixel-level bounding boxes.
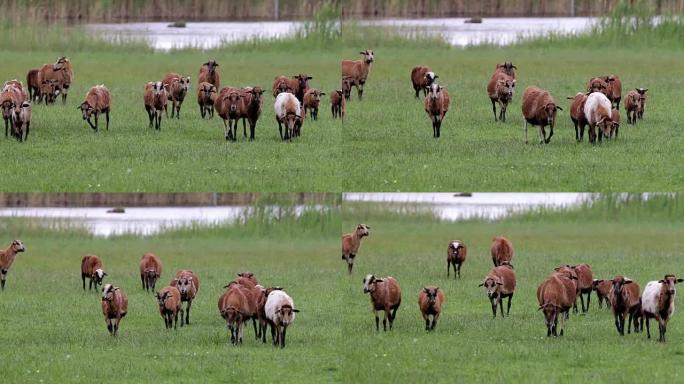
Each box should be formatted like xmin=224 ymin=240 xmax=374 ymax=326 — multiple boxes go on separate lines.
xmin=496 ymin=282 xmax=503 ymax=286
xmin=434 ymin=74 xmax=439 ymax=79
xmin=624 ymin=280 xmax=633 ymax=285
xmin=512 ymin=65 xmax=517 ymax=69
xmin=677 ymin=279 xmax=684 ymax=283
xmin=553 ymin=267 xmax=560 ymax=271
xmin=538 ymin=305 xmax=545 ymax=311
xmin=478 ymin=282 xmax=484 ymax=287
xmin=556 ymin=106 xmax=563 ymax=111
xmin=307 ymin=76 xmax=313 ymax=80
xmin=359 ymin=51 xmax=366 ymax=55
xmin=658 ymin=280 xmax=665 ymax=283
xmin=293 ymin=309 xmax=300 ymax=312
xmin=374 ymin=278 xmax=384 ymax=283
xmin=103 ymin=272 xmax=108 ymax=276
xmin=320 ymin=92 xmax=326 ymax=96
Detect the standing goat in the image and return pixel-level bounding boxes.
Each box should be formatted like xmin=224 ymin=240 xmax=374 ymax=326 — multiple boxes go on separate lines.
xmin=144 ymin=81 xmax=169 ymax=130
xmin=418 ymin=286 xmax=444 ymax=331
xmin=0 ymin=239 xmax=26 ymax=291
xmin=341 ymin=50 xmax=374 ymax=100
xmin=642 ymin=275 xmax=683 ymax=342
xmin=101 ymin=284 xmax=128 ymax=336
xmin=446 ymin=240 xmax=467 ymax=279
xmin=363 ymin=274 xmax=401 ymax=332
xmin=522 ymin=86 xmax=562 ymax=144
xmin=424 ymin=83 xmax=450 ymax=138
xmin=139 ymin=252 xmax=163 ymax=292
xmin=170 ymin=270 xmax=200 ymax=325
xmin=341 ymin=224 xmax=370 ymax=274
xmin=79 ymin=85 xmax=111 ymax=131
xmin=81 ymin=254 xmax=106 ymax=291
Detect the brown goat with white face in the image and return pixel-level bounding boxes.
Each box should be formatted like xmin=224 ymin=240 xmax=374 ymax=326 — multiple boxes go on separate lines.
xmin=139 ymin=253 xmax=163 ymax=292
xmin=81 ymin=254 xmax=106 ymax=291
xmin=446 ymin=240 xmax=467 ymax=279
xmin=522 ymin=86 xmax=562 ymax=144
xmin=101 ymin=284 xmax=128 ymax=336
xmin=11 ymin=101 xmax=31 ymax=142
xmin=341 ymin=50 xmax=374 ymax=100
xmin=170 ymin=270 xmax=200 ymax=325
xmin=411 ymin=66 xmax=438 ymax=98
xmin=418 ymin=286 xmax=444 ymax=331
xmin=363 ymin=274 xmax=401 ymax=332
xmin=342 ymin=224 xmax=370 ymax=274
xmin=0 ymin=239 xmax=26 ymax=290
xmin=424 ymin=83 xmax=450 ymax=138
xmin=144 ymin=81 xmax=169 ymax=130
xmin=480 ymin=262 xmax=516 ymax=318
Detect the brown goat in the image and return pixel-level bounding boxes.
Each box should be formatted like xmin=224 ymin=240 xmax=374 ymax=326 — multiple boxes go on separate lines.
xmin=26 ymin=69 xmax=40 ymax=101
xmin=424 ymin=83 xmax=450 ymax=138
xmin=341 ymin=50 xmax=374 ymax=100
xmin=330 ymin=89 xmax=345 ymax=121
xmin=604 ymin=75 xmax=622 ymax=109
xmin=341 ymin=224 xmax=370 ymax=274
xmin=487 ymin=73 xmax=515 ymax=122
xmin=609 ymin=276 xmax=642 ymax=336
xmin=494 ymin=61 xmax=517 ymax=79
xmin=0 ymin=239 xmax=26 ymax=290
xmin=418 ymin=286 xmax=444 ymax=331
xmin=197 ymin=81 xmax=217 ymax=119
xmin=81 ymin=254 xmax=106 ymax=291
xmin=101 ymin=283 xmax=128 ymax=336
xmin=170 ymin=270 xmax=200 ymax=325
xmin=239 ymin=86 xmax=264 ymax=141
xmin=156 ymin=286 xmax=183 ymax=329
xmin=199 ymin=60 xmax=220 ymax=89
xmin=1 ymin=85 xmax=24 ymax=138
xmin=569 ymin=264 xmax=593 ymax=313
xmin=216 ymin=87 xmax=243 ymax=141
xmin=537 ymin=271 xmax=577 ymax=337
xmin=139 ymin=252 xmax=162 ymax=292
xmin=479 ymin=262 xmax=516 ymax=318
xmin=610 ymin=108 xmax=620 ymax=138
xmin=363 ymin=274 xmax=401 ymax=331
xmin=39 ymin=80 xmax=58 ymax=105
xmin=592 ymin=279 xmax=613 ymax=309
xmin=553 ymin=266 xmax=580 ymax=315
xmin=341 ymin=77 xmax=353 ymax=101
xmin=11 ymin=101 xmax=31 ymax=142
xmin=162 ymin=73 xmax=190 ymax=119
xmin=143 ymin=81 xmax=169 ymax=130
xmin=303 ymin=88 xmax=325 ymax=121
xmin=490 ymin=236 xmax=513 ymax=267
xmin=446 ymin=240 xmax=467 ymax=279
xmin=587 ymin=77 xmax=609 ymax=95
xmin=411 ymin=66 xmax=438 ymax=98
xmin=79 ymin=85 xmax=111 ymax=131
xmin=567 ymin=93 xmax=588 ymax=142
xmin=218 ymin=282 xmax=257 ymax=345
xmin=37 ymin=57 xmax=72 ymax=104
xmin=522 ymin=86 xmax=562 ymax=144
xmin=625 ymin=88 xmax=648 ymax=124
xmin=224 ymin=273 xmax=260 ymax=339
xmin=272 ymin=75 xmax=294 ymax=98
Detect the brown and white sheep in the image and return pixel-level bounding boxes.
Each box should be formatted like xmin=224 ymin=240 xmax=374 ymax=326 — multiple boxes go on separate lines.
xmin=265 ymin=289 xmax=299 ymax=348
xmin=81 ymin=254 xmax=106 ymax=291
xmin=411 ymin=66 xmax=438 ymax=98
xmin=609 ymin=276 xmax=642 ymax=336
xmin=101 ymin=283 xmax=128 ymax=336
xmin=418 ymin=286 xmax=444 ymax=331
xmin=537 ymin=271 xmax=577 ymax=336
xmin=424 ymin=83 xmax=450 ymax=138
xmin=567 ymin=93 xmax=588 ymax=142
xmin=341 ymin=50 xmax=374 ymax=100
xmin=522 ymin=86 xmax=562 ymax=144
xmin=37 ymin=57 xmax=72 ymax=104
xmin=1 ymin=84 xmax=24 ymax=138
xmin=170 ymin=270 xmax=199 ymax=325
xmin=199 ymin=60 xmax=220 ymax=89
xmin=479 ymin=262 xmax=516 ymax=318
xmin=162 ymin=73 xmax=190 ymax=119
xmin=363 ymin=274 xmax=401 ymax=331
xmin=274 ymin=92 xmax=302 ymax=141
xmin=239 ymin=86 xmax=264 ymax=140
xmin=11 ymin=101 xmax=31 ymax=142
xmin=642 ymin=275 xmax=683 ymax=342
xmin=0 ymin=239 xmax=26 ymax=291
xmin=625 ymin=88 xmax=648 ymax=124
xmin=490 ymin=236 xmax=513 ymax=267
xmin=26 ymin=69 xmax=40 ymax=101
xmin=79 ymin=85 xmax=111 ymax=131
xmin=330 ymin=89 xmax=345 ymax=121
xmin=446 ymin=240 xmax=467 ymax=279
xmin=303 ymin=88 xmax=325 ymax=121
xmin=197 ymin=82 xmax=217 ymax=119
xmin=584 ymin=92 xmax=616 ymax=143
xmin=143 ymin=81 xmax=169 ymax=130
xmin=216 ymin=87 xmax=244 ymax=141
xmin=156 ymin=286 xmax=183 ymax=329
xmin=487 ymin=73 xmax=515 ymax=122
xmin=341 ymin=224 xmax=370 ymax=274
xmin=139 ymin=252 xmax=162 ymax=292
xmin=592 ymin=279 xmax=613 ymax=309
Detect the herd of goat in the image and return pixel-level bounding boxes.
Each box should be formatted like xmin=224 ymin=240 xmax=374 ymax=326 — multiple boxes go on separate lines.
xmin=0 ymin=224 xmax=679 ymax=346
xmin=0 ymin=51 xmax=648 ymax=144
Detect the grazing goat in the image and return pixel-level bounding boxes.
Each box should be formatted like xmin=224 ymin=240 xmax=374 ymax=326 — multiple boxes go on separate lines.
xmin=156 ymin=286 xmax=183 ymax=329
xmin=490 ymin=236 xmax=513 ymax=267
xmin=11 ymin=101 xmax=31 ymax=142
xmin=143 ymin=81 xmax=169 ymax=130
xmin=522 ymin=86 xmax=562 ymax=144
xmin=274 ymin=92 xmax=302 ymax=141
xmin=424 ymin=83 xmax=450 ymax=138
xmin=411 ymin=66 xmax=438 ymax=98
xmin=642 ymin=275 xmax=683 ymax=342
xmin=584 ymin=92 xmax=616 ymax=144
xmin=592 ymin=279 xmax=613 ymax=309
xmin=37 ymin=57 xmax=72 ymax=104
xmin=139 ymin=252 xmax=162 ymax=292
xmin=625 ymin=88 xmax=648 ymax=124
xmin=609 ymin=276 xmax=642 ymax=336
xmin=101 ymin=284 xmax=128 ymax=336
xmin=170 ymin=270 xmax=199 ymax=325
xmin=330 ymin=89 xmax=345 ymax=121
xmin=341 ymin=224 xmax=370 ymax=274
xmin=79 ymin=85 xmax=111 ymax=131
xmin=81 ymin=255 xmax=106 ymax=291
xmin=0 ymin=239 xmax=25 ymax=291
xmin=418 ymin=287 xmax=444 ymax=331
xmin=162 ymin=73 xmax=190 ymax=119
xmin=567 ymin=93 xmax=588 ymax=142
xmin=303 ymin=89 xmax=325 ymax=121
xmin=199 ymin=60 xmax=220 ymax=89
xmin=26 ymin=69 xmax=40 ymax=101
xmin=341 ymin=50 xmax=374 ymax=100
xmin=446 ymin=240 xmax=467 ymax=279
xmin=487 ymin=73 xmax=515 ymax=122
xmin=197 ymin=82 xmax=217 ymax=118
xmin=239 ymin=86 xmax=264 ymax=140
xmin=363 ymin=274 xmax=401 ymax=331
xmin=1 ymin=84 xmax=24 ymax=138
xmin=216 ymin=87 xmax=243 ymax=141
xmin=265 ymin=290 xmax=299 ymax=348
xmin=537 ymin=271 xmax=577 ymax=337
xmin=479 ymin=262 xmax=516 ymax=318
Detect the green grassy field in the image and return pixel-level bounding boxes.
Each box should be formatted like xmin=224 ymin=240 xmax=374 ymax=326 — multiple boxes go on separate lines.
xmin=1 ymin=196 xmax=683 ymax=382
xmin=0 ymin=25 xmax=682 ymax=191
